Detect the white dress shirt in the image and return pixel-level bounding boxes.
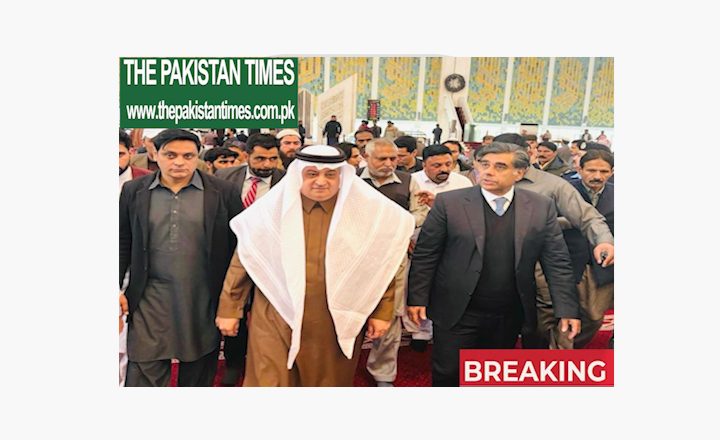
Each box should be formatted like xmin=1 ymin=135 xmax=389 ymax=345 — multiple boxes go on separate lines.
xmin=410 ymin=169 xmax=473 ymax=227
xmin=241 ymin=169 xmax=273 ymax=201
xmin=480 ymin=186 xmax=515 ymax=215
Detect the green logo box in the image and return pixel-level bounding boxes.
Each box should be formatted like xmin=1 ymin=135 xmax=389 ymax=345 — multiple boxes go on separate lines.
xmin=120 ymin=57 xmax=298 ymax=128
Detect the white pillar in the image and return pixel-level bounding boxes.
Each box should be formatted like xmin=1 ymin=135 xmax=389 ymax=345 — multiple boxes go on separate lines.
xmin=542 ymin=57 xmax=556 ymax=126
xmin=416 ymin=57 xmax=427 ymax=120
xmin=501 ymin=57 xmax=514 ymax=126
xmin=582 ymin=57 xmax=595 ymax=126
xmin=371 ymin=57 xmax=380 ymax=99
xmin=323 ymin=56 xmax=331 ymax=92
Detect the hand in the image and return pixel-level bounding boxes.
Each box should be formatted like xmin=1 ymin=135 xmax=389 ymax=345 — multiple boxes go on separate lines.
xmin=119 ymin=293 xmax=128 ymax=315
xmin=215 ymin=317 xmax=240 ymax=337
xmin=593 ymin=243 xmax=614 ymax=267
xmin=559 ymin=318 xmax=581 ymax=340
xmin=416 ymin=190 xmax=435 ymax=208
xmin=366 ymin=318 xmax=390 ymax=340
xmin=407 ymin=306 xmax=427 ymax=326
xmin=119 ymin=293 xmax=128 ymax=333
xmin=529 ymin=148 xmax=538 ymax=164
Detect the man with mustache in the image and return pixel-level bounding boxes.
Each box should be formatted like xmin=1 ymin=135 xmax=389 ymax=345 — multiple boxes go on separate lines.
xmin=358 ymin=138 xmax=418 ymax=386
xmin=216 ymin=145 xmax=414 ymax=386
xmin=406 ymin=145 xmax=472 ymax=351
xmin=536 ymin=141 xmax=571 ymax=177
xmin=277 ymin=128 xmax=303 ymax=170
xmin=562 ymin=149 xmax=614 ymax=348
xmin=213 ymin=132 xmax=286 ymax=385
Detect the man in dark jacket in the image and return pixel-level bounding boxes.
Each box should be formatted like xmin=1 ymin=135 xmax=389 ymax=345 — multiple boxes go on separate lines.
xmin=322 ymin=115 xmax=342 ymax=146
xmin=407 ymin=142 xmax=580 ymax=386
xmin=119 ymin=129 xmax=243 ymax=386
xmin=562 ymin=149 xmax=614 ymax=348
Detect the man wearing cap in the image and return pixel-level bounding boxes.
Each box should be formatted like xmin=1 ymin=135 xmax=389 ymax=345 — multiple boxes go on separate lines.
xmin=322 ymin=115 xmax=342 ymax=146
xmin=216 ymin=145 xmax=415 ymax=386
xmin=275 ymin=128 xmax=303 ymax=170
xmin=536 ymin=141 xmax=571 ymax=177
xmin=119 ymin=129 xmax=243 ymax=386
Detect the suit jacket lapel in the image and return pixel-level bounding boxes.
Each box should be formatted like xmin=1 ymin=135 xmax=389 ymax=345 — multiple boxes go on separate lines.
xmin=203 ymin=175 xmax=219 ymax=258
xmin=463 ymin=187 xmax=486 ymax=268
xmin=513 ymin=189 xmax=533 ymax=269
xmin=271 ymin=169 xmax=281 ymax=187
xmin=136 ymin=183 xmax=151 ymax=251
xmin=237 ymin=166 xmax=247 ymax=193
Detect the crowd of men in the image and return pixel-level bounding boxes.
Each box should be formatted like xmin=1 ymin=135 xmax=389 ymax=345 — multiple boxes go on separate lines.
xmin=119 ymin=123 xmax=615 ymax=387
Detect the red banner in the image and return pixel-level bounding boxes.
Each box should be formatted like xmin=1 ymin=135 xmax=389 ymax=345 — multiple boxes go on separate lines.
xmin=460 ymin=349 xmax=614 ymax=386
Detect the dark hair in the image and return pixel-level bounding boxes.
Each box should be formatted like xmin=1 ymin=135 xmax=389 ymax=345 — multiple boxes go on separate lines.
xmin=227 ymin=128 xmax=237 ymax=135
xmin=475 ymin=142 xmax=530 ymax=169
xmin=244 ymin=133 xmax=278 ymax=154
xmin=581 ymin=142 xmax=612 ymax=154
xmin=580 ymin=149 xmax=614 ymax=168
xmin=441 ymin=140 xmax=463 ymax=152
xmin=153 ymin=129 xmax=201 ymax=151
xmin=394 ymin=135 xmax=417 ymax=153
xmin=204 ymin=147 xmax=239 ymax=163
xmin=524 ymin=134 xmax=538 ymax=142
xmin=354 ymin=128 xmax=374 ymax=138
xmin=337 ymin=142 xmax=358 ymax=160
xmin=493 ymin=133 xmax=529 ymax=150
xmin=119 ymin=129 xmax=132 ymax=149
xmin=422 ymin=144 xmax=452 ymax=161
xmin=538 ymin=141 xmax=558 ymax=152
xmin=571 ymin=139 xmax=585 ymax=148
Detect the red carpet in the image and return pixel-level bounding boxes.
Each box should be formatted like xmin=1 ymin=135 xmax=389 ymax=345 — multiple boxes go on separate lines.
xmin=170 ymin=310 xmax=613 ymax=387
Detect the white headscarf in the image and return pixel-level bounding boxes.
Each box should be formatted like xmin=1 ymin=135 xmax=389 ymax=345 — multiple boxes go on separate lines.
xmin=230 ymin=145 xmax=415 ymax=368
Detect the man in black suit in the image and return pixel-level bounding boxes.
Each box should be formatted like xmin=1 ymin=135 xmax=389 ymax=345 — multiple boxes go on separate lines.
xmin=213 ymin=132 xmax=285 ymax=385
xmin=322 ymin=115 xmax=342 ymax=146
xmin=119 ymin=129 xmax=243 ymax=386
xmin=407 ymin=142 xmax=581 ymax=386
